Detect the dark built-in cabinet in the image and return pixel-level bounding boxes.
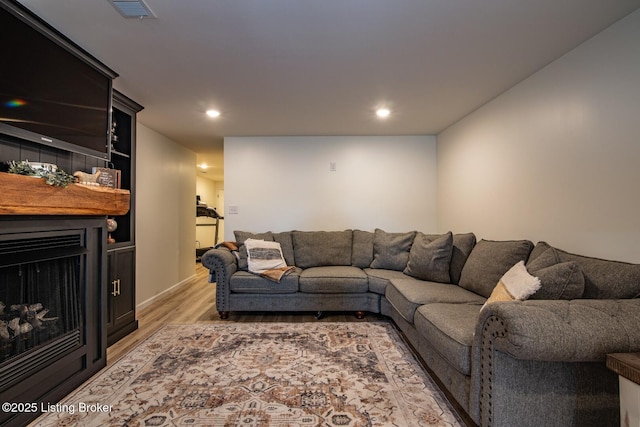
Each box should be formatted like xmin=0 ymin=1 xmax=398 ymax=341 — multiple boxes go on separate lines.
xmin=0 ymin=2 xmax=143 ymax=423
xmin=107 ymin=91 xmax=143 ymax=346
xmin=107 ymin=246 xmax=136 ymax=345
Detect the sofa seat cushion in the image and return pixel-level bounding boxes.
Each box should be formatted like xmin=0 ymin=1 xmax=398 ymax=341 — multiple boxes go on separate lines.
xmin=299 ymin=266 xmax=369 ymax=293
xmin=414 ymin=303 xmax=481 ymax=376
xmin=229 ymin=268 xmax=302 ymax=293
xmin=386 ymin=278 xmax=485 ymax=323
xmin=364 ymin=268 xmax=411 ymax=295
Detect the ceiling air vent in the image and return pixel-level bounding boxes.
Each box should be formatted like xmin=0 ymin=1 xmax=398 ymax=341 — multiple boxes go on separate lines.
xmin=109 ymin=0 xmax=156 ymax=19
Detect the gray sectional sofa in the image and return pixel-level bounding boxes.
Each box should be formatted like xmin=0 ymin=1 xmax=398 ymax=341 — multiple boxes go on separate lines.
xmin=201 ymin=229 xmax=640 ymax=427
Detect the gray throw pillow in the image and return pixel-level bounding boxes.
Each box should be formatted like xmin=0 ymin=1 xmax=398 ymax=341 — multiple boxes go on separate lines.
xmin=530 ymin=261 xmax=585 ymax=300
xmin=450 ymin=233 xmax=477 ymax=285
xmin=234 ymin=231 xmax=274 ymax=271
xmin=526 ymin=245 xmax=585 ymax=299
xmin=404 ymin=232 xmax=453 ymax=283
xmin=458 ymin=239 xmax=534 ymax=298
xmin=352 ymin=230 xmax=374 ymax=268
xmin=370 ymin=229 xmax=416 ymax=271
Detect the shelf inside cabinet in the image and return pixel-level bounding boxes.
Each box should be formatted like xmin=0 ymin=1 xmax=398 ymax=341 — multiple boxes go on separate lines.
xmin=110 ymin=149 xmax=130 ymax=159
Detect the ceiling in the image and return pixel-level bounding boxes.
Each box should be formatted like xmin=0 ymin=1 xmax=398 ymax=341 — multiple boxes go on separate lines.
xmin=16 ymin=0 xmax=640 ymax=181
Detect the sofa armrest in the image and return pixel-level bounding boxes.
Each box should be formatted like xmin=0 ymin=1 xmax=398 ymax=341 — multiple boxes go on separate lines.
xmin=201 ymin=248 xmax=238 ymax=313
xmin=470 ymin=299 xmax=640 ymax=426
xmin=477 ymin=299 xmax=640 ymax=362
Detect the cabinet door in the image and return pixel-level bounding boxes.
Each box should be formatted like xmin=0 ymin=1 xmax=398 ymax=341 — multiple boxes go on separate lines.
xmin=107 ymin=247 xmax=137 ymax=346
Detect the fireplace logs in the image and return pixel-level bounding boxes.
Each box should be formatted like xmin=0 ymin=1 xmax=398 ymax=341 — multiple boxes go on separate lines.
xmin=1 ymin=302 xmax=59 ymax=342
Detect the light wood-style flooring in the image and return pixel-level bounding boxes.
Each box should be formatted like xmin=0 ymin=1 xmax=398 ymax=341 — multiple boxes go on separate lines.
xmin=107 ymin=262 xmax=385 ymax=364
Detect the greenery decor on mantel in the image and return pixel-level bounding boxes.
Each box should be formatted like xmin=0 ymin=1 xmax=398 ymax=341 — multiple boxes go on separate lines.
xmin=7 ymin=160 xmax=76 ymax=187
xmin=0 ymin=172 xmax=130 ymax=216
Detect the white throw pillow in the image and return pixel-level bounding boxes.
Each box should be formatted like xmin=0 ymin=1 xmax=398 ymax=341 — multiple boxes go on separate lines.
xmin=244 ymin=238 xmax=287 ymax=272
xmin=481 ymin=261 xmax=541 ymax=311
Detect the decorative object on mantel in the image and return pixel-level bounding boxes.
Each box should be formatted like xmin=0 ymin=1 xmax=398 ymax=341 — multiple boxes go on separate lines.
xmin=106 ymin=218 xmax=118 ymax=244
xmin=74 ymin=168 xmax=121 ymax=188
xmin=0 ymin=172 xmax=130 ymax=216
xmin=73 ymin=170 xmax=100 ymax=186
xmin=92 ymin=167 xmax=121 ymax=189
xmin=7 ymin=160 xmax=76 ymax=187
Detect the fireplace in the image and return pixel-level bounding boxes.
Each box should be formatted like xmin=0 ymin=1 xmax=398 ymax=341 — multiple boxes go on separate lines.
xmin=0 ymin=217 xmax=106 ymax=427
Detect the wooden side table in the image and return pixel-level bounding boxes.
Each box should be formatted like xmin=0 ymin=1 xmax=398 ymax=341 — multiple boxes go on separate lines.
xmin=607 ymin=353 xmax=640 ymax=427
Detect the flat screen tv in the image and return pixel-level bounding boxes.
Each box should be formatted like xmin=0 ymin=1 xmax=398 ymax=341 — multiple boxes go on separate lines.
xmin=0 ymin=1 xmax=117 ymax=160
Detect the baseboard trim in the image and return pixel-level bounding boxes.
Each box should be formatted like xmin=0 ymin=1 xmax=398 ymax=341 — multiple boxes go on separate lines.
xmin=137 ymin=274 xmax=197 ymax=311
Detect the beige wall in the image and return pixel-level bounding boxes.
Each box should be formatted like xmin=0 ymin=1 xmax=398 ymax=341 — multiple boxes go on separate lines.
xmin=136 ymin=124 xmax=197 ymax=306
xmin=437 ymin=10 xmax=640 ymax=263
xmin=224 ymin=135 xmax=437 ymax=239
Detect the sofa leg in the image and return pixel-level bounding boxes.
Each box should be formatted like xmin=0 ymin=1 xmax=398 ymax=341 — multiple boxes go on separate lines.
xmin=219 ymin=311 xmax=229 ymax=320
xmin=315 ymin=311 xmax=325 ymax=320
xmin=355 ymin=311 xmax=365 ymax=319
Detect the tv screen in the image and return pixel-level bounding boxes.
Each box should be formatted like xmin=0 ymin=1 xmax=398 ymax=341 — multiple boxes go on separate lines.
xmin=0 ymin=3 xmax=114 ymax=160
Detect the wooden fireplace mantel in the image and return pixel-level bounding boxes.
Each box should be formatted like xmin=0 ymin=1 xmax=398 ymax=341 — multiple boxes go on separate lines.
xmin=0 ymin=172 xmax=130 ymax=216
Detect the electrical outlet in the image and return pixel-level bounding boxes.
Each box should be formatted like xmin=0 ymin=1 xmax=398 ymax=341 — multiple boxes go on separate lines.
xmin=228 ymin=205 xmax=238 ymax=214
xmin=330 ymin=162 xmax=337 ymax=172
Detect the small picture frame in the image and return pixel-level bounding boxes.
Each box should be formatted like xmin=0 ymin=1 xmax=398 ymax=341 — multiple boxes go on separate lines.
xmin=92 ymin=167 xmax=121 ymax=189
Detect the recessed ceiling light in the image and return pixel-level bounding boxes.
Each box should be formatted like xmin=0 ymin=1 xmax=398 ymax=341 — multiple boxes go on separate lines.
xmin=198 ymin=163 xmax=209 ymax=170
xmin=206 ymin=109 xmax=221 ymax=118
xmin=376 ymin=108 xmax=391 ymax=118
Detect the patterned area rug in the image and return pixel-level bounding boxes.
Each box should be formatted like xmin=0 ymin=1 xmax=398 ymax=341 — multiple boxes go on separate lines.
xmin=33 ymin=322 xmax=463 ymax=426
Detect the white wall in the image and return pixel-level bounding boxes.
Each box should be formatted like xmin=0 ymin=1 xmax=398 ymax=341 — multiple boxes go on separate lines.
xmin=224 ymin=136 xmax=437 ymax=239
xmin=437 ymin=9 xmax=640 ymax=263
xmin=136 ymin=124 xmax=197 ymax=305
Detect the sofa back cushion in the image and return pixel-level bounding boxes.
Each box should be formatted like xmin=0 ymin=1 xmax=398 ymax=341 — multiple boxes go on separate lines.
xmin=370 ymin=229 xmax=416 ymax=271
xmin=450 ymin=233 xmax=477 ymax=285
xmin=291 ymin=230 xmax=353 ymax=268
xmin=529 ymin=242 xmax=640 ymax=299
xmin=352 ymin=230 xmax=374 ymax=268
xmin=273 ymin=231 xmax=296 ymax=266
xmin=403 ymin=232 xmax=453 ymax=283
xmin=458 ymin=239 xmax=534 ymax=298
xmin=234 ymin=231 xmax=274 ymax=271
